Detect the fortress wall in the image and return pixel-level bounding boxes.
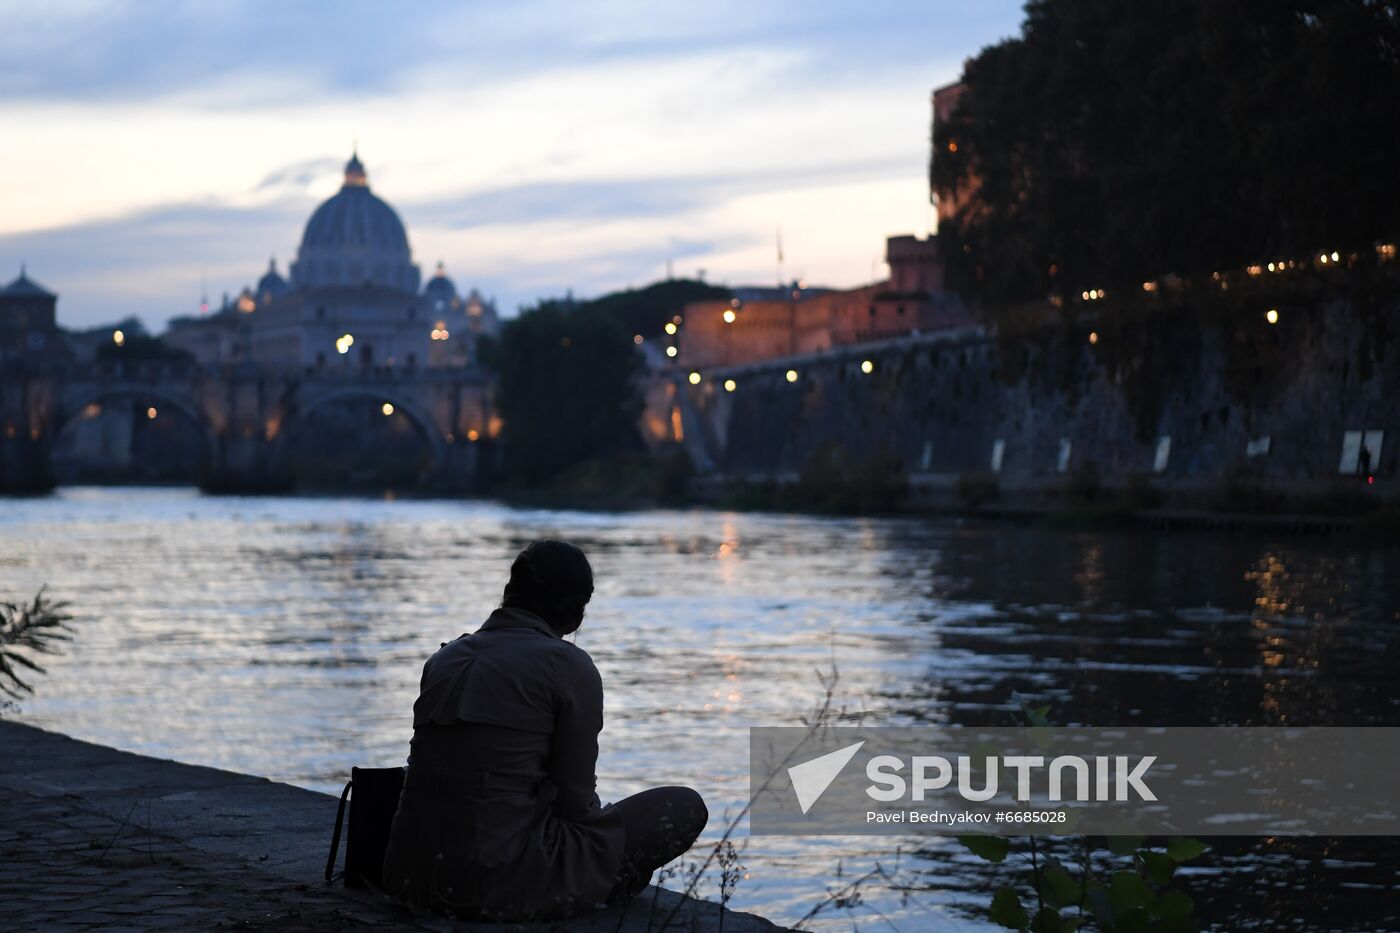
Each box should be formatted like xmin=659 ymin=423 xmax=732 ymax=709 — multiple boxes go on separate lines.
xmin=682 ymin=296 xmax=1399 ymax=502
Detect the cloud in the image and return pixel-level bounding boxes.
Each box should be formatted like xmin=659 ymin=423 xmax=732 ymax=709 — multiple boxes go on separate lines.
xmin=0 ymin=1 xmax=1023 ymax=105
xmin=409 ymin=157 xmax=908 ymax=230
xmin=254 ymin=157 xmax=345 ymax=195
xmin=0 ymin=0 xmax=1027 ymax=330
xmin=0 ymin=198 xmax=307 ymax=329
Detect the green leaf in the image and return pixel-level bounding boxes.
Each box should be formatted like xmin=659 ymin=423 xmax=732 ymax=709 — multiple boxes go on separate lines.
xmin=1140 ymin=850 xmax=1177 ymax=885
xmin=1029 ymin=907 xmax=1063 ymax=933
xmin=1108 ymin=870 xmax=1155 ymax=915
xmin=1038 ymin=857 xmax=1082 ymax=910
xmin=959 ymin=834 xmax=1010 ymax=863
xmin=1085 ymin=880 xmax=1114 ymax=925
xmin=1029 ymin=724 xmax=1056 ymax=750
xmin=1154 ymin=890 xmax=1195 ymax=921
xmin=1165 ymin=838 xmax=1209 ymax=863
xmin=1107 ymin=835 xmax=1145 ymax=856
xmin=1113 ymin=906 xmax=1152 ymax=933
xmin=990 ymin=887 xmax=1030 ymax=929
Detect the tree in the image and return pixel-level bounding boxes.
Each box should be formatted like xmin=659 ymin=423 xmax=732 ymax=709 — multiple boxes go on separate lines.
xmin=494 ymin=303 xmax=645 ymax=484
xmin=583 ymin=279 xmax=730 ymax=338
xmin=933 ymin=0 xmax=1400 ymax=313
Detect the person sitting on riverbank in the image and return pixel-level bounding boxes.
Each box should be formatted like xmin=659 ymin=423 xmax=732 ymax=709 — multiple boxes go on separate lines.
xmin=381 ymin=539 xmax=708 ymax=921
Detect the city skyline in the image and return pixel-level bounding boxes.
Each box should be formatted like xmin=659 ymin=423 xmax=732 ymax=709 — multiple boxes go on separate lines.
xmin=0 ymin=0 xmax=1023 ymax=332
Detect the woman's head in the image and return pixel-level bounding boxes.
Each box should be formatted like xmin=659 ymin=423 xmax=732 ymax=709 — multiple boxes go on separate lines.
xmin=502 ymin=539 xmax=594 ymax=636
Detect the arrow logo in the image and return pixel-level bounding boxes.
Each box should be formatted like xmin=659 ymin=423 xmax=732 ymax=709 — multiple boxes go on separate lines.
xmin=787 ymin=741 xmax=865 ymax=814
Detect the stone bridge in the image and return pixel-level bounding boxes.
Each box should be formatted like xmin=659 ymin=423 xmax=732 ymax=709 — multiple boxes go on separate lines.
xmin=0 ymin=360 xmax=495 ymax=492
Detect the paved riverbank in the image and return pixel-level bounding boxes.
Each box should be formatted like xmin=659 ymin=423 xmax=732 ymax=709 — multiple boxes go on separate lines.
xmin=0 ymin=721 xmax=782 ymax=931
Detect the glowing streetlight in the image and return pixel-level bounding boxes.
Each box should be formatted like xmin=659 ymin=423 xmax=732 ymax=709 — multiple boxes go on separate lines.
xmin=665 ymin=346 xmax=678 ymax=358
xmin=382 ymin=402 xmax=395 ymax=416
xmin=1266 ymin=308 xmax=1279 ymax=325
xmin=688 ymin=372 xmax=702 ymax=385
xmin=336 ymin=333 xmax=355 ymax=354
xmin=633 ymin=334 xmax=643 ymax=345
xmin=785 ymin=369 xmax=799 ymax=383
xmin=723 ymin=379 xmax=737 ymax=392
xmin=467 ymin=429 xmax=480 ymax=442
xmin=860 ymin=360 xmax=874 ymax=374
xmin=722 ymin=309 xmax=736 ymax=324
xmin=664 ymin=322 xmax=678 ymax=335
xmin=1088 ymin=331 xmax=1099 ymax=345
xmin=146 ymin=407 xmax=157 ymax=420
xmin=112 ymin=330 xmax=125 ymax=347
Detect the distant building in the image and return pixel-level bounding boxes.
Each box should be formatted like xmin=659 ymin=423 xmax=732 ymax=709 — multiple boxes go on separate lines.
xmin=0 ymin=267 xmax=63 ymax=366
xmin=163 ymin=151 xmax=500 ymax=370
xmin=676 ymin=235 xmax=969 ymax=370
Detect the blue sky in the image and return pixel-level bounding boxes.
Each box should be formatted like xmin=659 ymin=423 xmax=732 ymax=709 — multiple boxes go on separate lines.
xmin=0 ymin=0 xmax=1025 ymax=331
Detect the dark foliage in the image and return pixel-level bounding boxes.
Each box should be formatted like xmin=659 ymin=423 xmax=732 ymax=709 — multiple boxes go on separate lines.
xmin=0 ymin=589 xmax=73 ymax=703
xmin=582 ymin=279 xmax=731 ymax=338
xmin=933 ymin=0 xmax=1400 ymax=312
xmin=495 ymin=303 xmax=645 ymax=484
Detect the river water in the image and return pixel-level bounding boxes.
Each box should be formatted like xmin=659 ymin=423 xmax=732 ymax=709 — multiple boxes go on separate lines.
xmin=3 ymin=487 xmax=1397 ymax=930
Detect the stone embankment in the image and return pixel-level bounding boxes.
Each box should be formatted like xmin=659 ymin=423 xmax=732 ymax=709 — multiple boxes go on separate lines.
xmin=0 ymin=721 xmax=781 ymax=932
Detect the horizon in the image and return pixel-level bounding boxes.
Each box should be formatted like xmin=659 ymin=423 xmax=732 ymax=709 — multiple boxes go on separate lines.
xmin=0 ymin=0 xmax=1024 ymax=333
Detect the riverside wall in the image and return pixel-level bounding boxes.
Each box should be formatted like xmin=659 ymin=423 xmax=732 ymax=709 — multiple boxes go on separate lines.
xmin=678 ymin=296 xmax=1398 ymax=507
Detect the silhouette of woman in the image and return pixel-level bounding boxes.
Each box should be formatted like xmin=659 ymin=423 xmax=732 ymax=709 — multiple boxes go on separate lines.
xmin=382 ymin=540 xmax=708 ymax=920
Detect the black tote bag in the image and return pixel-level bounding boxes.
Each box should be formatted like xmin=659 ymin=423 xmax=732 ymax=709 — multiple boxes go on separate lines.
xmin=324 ymin=765 xmax=406 ymax=888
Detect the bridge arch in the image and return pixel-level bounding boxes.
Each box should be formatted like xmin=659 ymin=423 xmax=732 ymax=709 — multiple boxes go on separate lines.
xmin=54 ymin=384 xmax=219 ymax=455
xmin=267 ymin=385 xmax=449 ymax=479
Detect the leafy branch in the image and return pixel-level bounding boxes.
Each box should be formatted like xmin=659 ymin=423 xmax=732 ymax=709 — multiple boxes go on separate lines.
xmin=0 ymin=588 xmax=74 ymax=702
xmin=960 ymin=701 xmax=1211 ymax=932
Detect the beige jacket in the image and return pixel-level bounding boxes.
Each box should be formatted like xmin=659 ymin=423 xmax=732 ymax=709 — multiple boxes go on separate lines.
xmin=381 ymin=607 xmax=626 ymax=920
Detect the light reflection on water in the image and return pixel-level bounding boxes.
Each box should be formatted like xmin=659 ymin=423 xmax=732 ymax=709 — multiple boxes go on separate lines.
xmin=2 ymin=487 xmax=1398 ymax=930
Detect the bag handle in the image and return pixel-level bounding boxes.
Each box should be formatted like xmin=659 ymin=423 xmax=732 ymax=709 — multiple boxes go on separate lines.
xmin=324 ymin=779 xmax=352 ymax=883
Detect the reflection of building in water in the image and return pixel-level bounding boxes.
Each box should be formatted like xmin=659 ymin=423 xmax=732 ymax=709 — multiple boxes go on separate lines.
xmin=164 ymin=151 xmax=500 ymax=370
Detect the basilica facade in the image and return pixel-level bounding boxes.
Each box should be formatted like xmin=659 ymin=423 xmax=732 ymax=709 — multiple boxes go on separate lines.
xmin=164 ymin=151 xmax=499 ymax=370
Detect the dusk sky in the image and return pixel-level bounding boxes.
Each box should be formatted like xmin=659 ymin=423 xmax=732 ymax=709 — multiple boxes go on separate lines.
xmin=1 ymin=1 xmax=1025 ymax=332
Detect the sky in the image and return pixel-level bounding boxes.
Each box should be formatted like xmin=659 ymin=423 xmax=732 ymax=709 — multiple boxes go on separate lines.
xmin=0 ymin=0 xmax=1025 ymax=332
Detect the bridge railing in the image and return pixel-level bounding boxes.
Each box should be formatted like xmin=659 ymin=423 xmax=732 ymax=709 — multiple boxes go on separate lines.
xmin=66 ymin=360 xmax=489 ymax=386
